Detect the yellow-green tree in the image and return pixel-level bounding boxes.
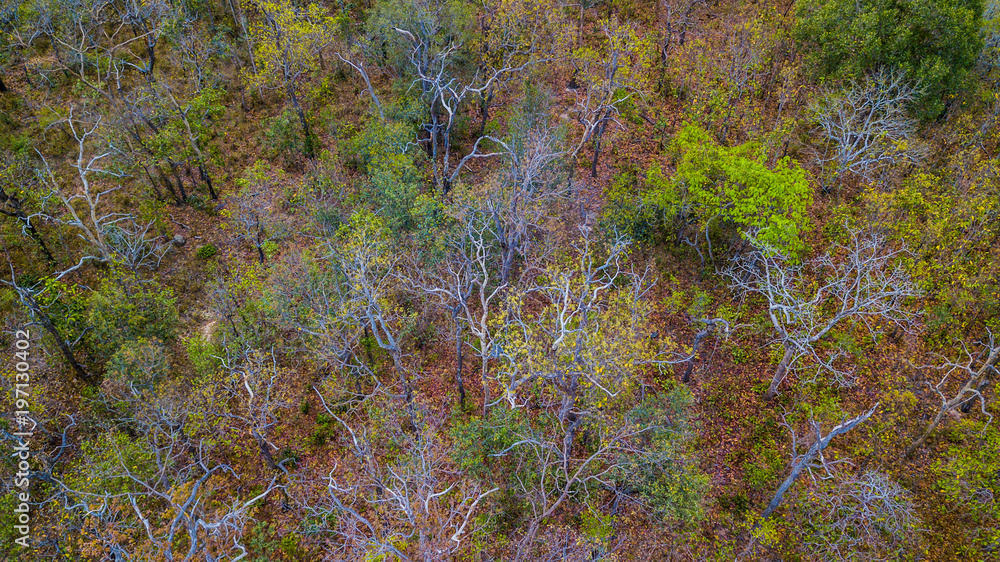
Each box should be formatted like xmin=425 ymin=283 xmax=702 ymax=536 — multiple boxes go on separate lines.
xmin=244 ymin=0 xmax=335 ymax=158
xmin=569 ymin=18 xmax=654 ymax=177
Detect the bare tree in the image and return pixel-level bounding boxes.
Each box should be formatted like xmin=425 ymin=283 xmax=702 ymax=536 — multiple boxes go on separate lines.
xmin=905 ymin=333 xmax=1000 ymax=457
xmin=724 ymin=228 xmax=920 ymax=400
xmin=37 ymin=107 xmax=132 ymax=269
xmin=396 ymin=26 xmax=537 ymax=193
xmin=796 ymin=470 xmax=919 ymax=561
xmin=409 ymin=211 xmax=505 ymax=411
xmin=299 ymin=403 xmax=497 ymax=562
xmin=809 ymin=70 xmax=926 ymax=191
xmin=218 ymin=347 xmax=294 ymax=480
xmin=762 ymin=403 xmax=879 ymax=518
xmin=43 ymin=379 xmax=285 ymax=561
xmin=681 ymin=317 xmax=731 ymax=383
xmin=568 ymin=19 xmax=651 ymax=178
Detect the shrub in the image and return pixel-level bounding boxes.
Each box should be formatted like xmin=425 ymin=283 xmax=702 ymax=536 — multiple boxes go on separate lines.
xmin=195 ymin=244 xmax=218 ymax=259
xmin=105 ymin=337 xmax=169 ymax=390
xmin=86 ymin=275 xmax=179 ymax=368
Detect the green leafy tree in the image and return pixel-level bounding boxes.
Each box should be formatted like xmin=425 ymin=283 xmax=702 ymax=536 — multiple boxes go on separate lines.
xmin=86 ymin=273 xmax=179 ymax=369
xmin=794 ymin=0 xmax=983 ymax=118
xmin=645 ymin=123 xmax=812 ymax=259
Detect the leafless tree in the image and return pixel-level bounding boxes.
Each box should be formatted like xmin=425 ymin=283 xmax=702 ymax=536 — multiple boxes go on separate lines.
xmin=682 ymin=317 xmax=731 ymax=383
xmin=457 ymin=123 xmax=569 ymax=286
xmin=762 ymin=403 xmax=879 ymax=518
xmin=13 ymin=0 xmax=170 ymax=98
xmin=723 ymin=228 xmax=920 ymax=400
xmin=905 ymin=333 xmax=999 ymax=457
xmin=409 ymin=210 xmax=506 ymax=411
xmin=37 ymin=107 xmax=132 ymax=270
xmin=43 ymin=380 xmax=285 ymax=561
xmin=568 ymin=20 xmax=649 ymax=178
xmin=218 ymin=347 xmax=294 ymax=480
xmin=298 ymin=403 xmax=497 ymax=562
xmin=809 ymin=70 xmax=926 ymax=191
xmin=396 ymin=26 xmax=537 ymax=193
xmin=797 ymin=470 xmax=919 ymax=561
xmin=103 ymin=217 xmax=172 ymax=271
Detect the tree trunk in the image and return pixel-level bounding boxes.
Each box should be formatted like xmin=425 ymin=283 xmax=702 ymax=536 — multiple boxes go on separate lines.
xmin=19 ymin=290 xmax=95 ymax=386
xmin=762 ymin=404 xmax=878 ymax=517
xmin=766 ymin=345 xmax=795 ymax=400
xmin=286 ymin=84 xmax=315 ymax=159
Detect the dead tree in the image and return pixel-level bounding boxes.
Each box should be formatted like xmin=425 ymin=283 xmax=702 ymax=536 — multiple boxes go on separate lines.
xmin=809 ymin=69 xmax=926 ymax=191
xmin=762 ymin=403 xmax=879 ymax=518
xmin=905 ymin=333 xmax=1000 ymax=457
xmin=724 ymin=228 xmax=919 ymax=400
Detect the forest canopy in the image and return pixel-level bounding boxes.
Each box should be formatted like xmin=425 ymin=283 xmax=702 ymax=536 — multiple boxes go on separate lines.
xmin=1 ymin=0 xmax=999 ymax=559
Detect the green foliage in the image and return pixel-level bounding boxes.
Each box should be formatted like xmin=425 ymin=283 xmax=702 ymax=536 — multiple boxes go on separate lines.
xmin=934 ymin=420 xmax=1000 ymax=551
xmin=185 ymin=335 xmax=221 ymax=378
xmin=0 ymin=492 xmax=30 ymax=557
xmin=196 ymin=243 xmax=219 ymax=259
xmin=600 ymin=170 xmax=655 ymax=242
xmin=86 ymin=275 xmax=179 ymax=369
xmin=646 ymin=123 xmax=812 ymax=256
xmin=865 ymin=164 xmax=1000 ymax=336
xmin=614 ymin=389 xmax=709 ymax=523
xmin=795 ymin=0 xmax=983 ymax=118
xmin=105 ymin=337 xmax=170 ymax=389
xmin=347 ymin=117 xmax=425 ymax=233
xmin=742 ymin=438 xmax=784 ymax=488
xmin=449 ymin=407 xmax=530 ymax=479
xmin=264 ymin=108 xmax=309 ymax=161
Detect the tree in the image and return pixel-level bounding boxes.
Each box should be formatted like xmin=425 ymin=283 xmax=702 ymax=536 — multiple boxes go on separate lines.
xmin=724 ymin=228 xmax=920 ymax=400
xmin=298 ymin=410 xmax=497 ymax=561
xmin=1 ymin=274 xmax=95 ymax=385
xmin=244 ymin=0 xmax=335 ymax=158
xmin=761 ymin=403 xmax=879 ymax=517
xmin=488 ymin=231 xmax=687 ymax=557
xmin=409 ymin=210 xmax=505 ymax=411
xmin=794 ymin=0 xmax=983 ymax=119
xmin=646 ymin=123 xmax=812 ymax=259
xmin=569 ymin=18 xmax=654 ymax=178
xmin=225 ymin=160 xmax=289 ymax=263
xmin=37 ymin=107 xmax=131 ymax=268
xmin=0 ymin=151 xmax=56 ymax=264
xmin=45 ymin=379 xmax=285 ymax=561
xmin=794 ymin=470 xmax=920 ymax=560
xmin=809 ymin=69 xmax=927 ymax=191
xmin=906 ymin=332 xmax=1000 ymax=456
xmin=11 ymin=0 xmax=171 ymax=99
xmin=391 ymin=2 xmax=539 ymax=193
